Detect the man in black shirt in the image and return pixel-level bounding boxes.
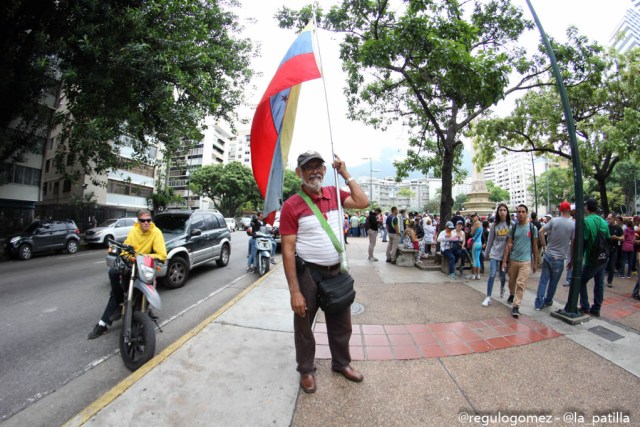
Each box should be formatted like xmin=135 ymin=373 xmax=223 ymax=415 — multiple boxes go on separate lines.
xmin=367 ymin=208 xmax=381 ymax=261
xmin=606 ymin=213 xmax=624 ymax=287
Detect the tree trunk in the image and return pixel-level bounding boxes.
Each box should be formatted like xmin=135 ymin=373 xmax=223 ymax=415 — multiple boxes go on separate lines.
xmin=438 ymin=142 xmax=456 ymax=233
xmin=596 ymin=176 xmax=609 ymax=216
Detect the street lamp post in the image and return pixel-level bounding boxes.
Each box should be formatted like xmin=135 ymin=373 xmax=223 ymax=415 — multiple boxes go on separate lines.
xmin=362 ymin=157 xmax=380 ymax=206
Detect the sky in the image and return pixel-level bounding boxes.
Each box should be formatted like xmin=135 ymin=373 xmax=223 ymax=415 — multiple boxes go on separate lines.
xmin=234 ymin=0 xmax=632 ymax=173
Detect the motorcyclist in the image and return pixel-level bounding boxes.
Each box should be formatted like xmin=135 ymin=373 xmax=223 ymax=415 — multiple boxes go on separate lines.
xmin=246 ymin=212 xmax=276 ymax=272
xmin=88 ymin=209 xmax=167 ymax=339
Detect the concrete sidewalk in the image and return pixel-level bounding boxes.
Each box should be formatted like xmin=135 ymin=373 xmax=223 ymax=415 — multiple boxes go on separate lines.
xmin=65 ymin=237 xmax=640 ymax=426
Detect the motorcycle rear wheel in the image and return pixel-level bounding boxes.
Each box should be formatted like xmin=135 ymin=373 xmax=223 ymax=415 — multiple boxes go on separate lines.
xmin=258 ymin=255 xmax=270 ymax=276
xmin=120 ymin=311 xmax=156 ymax=371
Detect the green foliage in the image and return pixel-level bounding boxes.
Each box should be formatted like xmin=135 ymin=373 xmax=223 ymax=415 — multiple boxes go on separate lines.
xmin=486 ymin=180 xmax=510 ymax=203
xmin=283 ymin=169 xmax=302 ymax=201
xmin=398 ymin=188 xmax=415 ymax=198
xmin=453 ymin=193 xmax=469 ymax=211
xmin=151 ymin=187 xmax=183 ymax=212
xmin=473 ymin=46 xmax=640 ymax=215
xmin=526 ymin=167 xmax=574 ymax=209
xmin=1 ymin=0 xmax=253 ymax=178
xmin=607 ymin=160 xmax=640 ymax=214
xmin=189 ymin=162 xmax=262 ymax=217
xmin=423 ymin=199 xmax=440 ymax=214
xmin=277 ymin=0 xmax=586 ymax=223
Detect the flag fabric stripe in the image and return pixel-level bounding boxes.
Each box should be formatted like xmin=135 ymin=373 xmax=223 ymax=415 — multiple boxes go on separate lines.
xmin=250 ymin=26 xmax=322 ymax=223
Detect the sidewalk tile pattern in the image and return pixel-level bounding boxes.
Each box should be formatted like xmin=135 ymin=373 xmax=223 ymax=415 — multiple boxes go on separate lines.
xmin=314 ymin=316 xmax=562 ymax=361
xmin=601 ymin=296 xmax=640 ymax=320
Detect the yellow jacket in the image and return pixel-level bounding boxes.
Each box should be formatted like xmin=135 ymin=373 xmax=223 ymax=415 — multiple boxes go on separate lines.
xmin=123 ymin=222 xmax=167 ymax=261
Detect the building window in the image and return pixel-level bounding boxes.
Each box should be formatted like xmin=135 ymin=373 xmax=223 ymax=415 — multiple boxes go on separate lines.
xmin=53 ymin=181 xmax=59 ymax=195
xmin=45 ymin=159 xmax=50 ymax=173
xmin=42 ymin=183 xmax=47 ymax=196
xmin=3 ymin=164 xmax=42 ymax=186
xmin=63 ymin=179 xmax=72 ymax=192
xmin=107 ymin=179 xmax=153 ymax=198
xmin=66 ymin=154 xmax=74 ymax=166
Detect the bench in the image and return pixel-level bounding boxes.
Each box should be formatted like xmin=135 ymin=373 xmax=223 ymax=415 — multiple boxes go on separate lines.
xmin=396 ymin=247 xmax=418 ymax=267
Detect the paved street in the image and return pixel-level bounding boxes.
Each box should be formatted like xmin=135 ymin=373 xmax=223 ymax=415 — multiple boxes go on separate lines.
xmin=0 ymin=232 xmax=260 ymax=426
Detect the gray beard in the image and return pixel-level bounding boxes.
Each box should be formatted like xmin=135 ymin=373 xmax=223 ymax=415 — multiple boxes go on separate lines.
xmin=302 ymin=180 xmax=322 ymax=193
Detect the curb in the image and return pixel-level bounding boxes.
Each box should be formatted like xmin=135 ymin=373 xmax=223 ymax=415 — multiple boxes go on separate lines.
xmin=62 ymin=263 xmax=282 ymax=427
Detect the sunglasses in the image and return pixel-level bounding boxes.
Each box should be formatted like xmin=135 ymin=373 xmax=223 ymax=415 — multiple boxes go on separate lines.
xmin=139 ymin=218 xmax=152 ymax=223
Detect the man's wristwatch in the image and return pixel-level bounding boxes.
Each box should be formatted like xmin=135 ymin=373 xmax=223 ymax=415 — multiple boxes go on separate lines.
xmin=344 ymin=177 xmax=353 ymax=185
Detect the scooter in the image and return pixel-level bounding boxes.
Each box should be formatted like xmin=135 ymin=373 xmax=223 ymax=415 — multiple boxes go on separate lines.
xmin=254 ymin=229 xmax=273 ymax=277
xmin=107 ymin=239 xmax=163 ymax=371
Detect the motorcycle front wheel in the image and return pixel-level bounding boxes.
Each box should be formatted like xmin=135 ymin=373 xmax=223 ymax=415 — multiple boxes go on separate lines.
xmin=258 ymin=255 xmax=270 ymax=276
xmin=120 ymin=311 xmax=156 ymax=371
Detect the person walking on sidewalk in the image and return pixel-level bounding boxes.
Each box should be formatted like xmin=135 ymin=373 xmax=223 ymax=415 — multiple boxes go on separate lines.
xmin=502 ymin=204 xmax=539 ymax=318
xmin=386 ymin=206 xmax=400 ymax=264
xmin=367 ymin=208 xmax=381 ymax=261
xmin=279 ymin=150 xmax=368 ymax=394
xmin=570 ymin=198 xmax=610 ymax=317
xmin=481 ymin=203 xmax=511 ymax=306
xmin=533 ymin=201 xmax=574 ymax=311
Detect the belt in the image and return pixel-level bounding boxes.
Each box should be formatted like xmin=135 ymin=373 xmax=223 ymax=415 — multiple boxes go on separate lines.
xmin=303 ymin=261 xmax=340 ymax=271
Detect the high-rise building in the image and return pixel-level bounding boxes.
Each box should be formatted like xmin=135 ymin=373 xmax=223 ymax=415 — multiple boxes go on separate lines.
xmin=483 ymin=151 xmax=534 ymax=209
xmin=166 ymin=120 xmax=233 ymax=210
xmin=611 ymin=0 xmax=640 ymax=52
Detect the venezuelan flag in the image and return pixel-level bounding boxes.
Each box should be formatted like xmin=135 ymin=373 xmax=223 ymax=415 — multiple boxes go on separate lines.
xmin=250 ymin=25 xmax=322 ymax=223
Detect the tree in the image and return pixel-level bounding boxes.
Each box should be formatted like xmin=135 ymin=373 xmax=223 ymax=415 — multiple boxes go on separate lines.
xmin=473 ymin=45 xmax=640 ymax=215
xmin=283 ymin=169 xmax=302 ymax=201
xmin=150 ymin=187 xmax=184 ymax=212
xmin=189 ymin=162 xmax=262 ymax=217
xmin=453 ymin=194 xmax=469 ymax=212
xmin=423 ymin=199 xmax=440 ymax=214
xmin=398 ymin=188 xmax=415 ymax=198
xmin=486 ymin=180 xmax=510 ymax=203
xmin=277 ymin=1 xmax=594 ymax=226
xmin=607 ymin=160 xmax=640 ymax=215
xmin=1 ymin=0 xmax=253 ymax=179
xmin=527 ymin=167 xmax=574 ymax=210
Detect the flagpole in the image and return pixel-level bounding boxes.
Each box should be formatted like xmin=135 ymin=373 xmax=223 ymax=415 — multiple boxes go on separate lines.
xmin=311 ymin=3 xmax=349 ymax=270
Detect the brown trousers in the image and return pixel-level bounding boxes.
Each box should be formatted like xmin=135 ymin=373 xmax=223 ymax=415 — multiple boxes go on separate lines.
xmin=294 ymin=263 xmax=352 ymax=375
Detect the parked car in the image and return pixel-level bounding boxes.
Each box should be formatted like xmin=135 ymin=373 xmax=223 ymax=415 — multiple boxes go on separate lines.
xmin=152 ymin=209 xmax=231 ymax=288
xmin=238 ymin=217 xmax=252 ymax=231
xmin=224 ymin=218 xmax=237 ymax=232
xmin=5 ymin=219 xmax=81 ymax=260
xmin=84 ymin=217 xmax=137 ymax=247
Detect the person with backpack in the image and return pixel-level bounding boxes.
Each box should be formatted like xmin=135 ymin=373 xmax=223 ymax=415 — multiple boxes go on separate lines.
xmin=621 ymin=220 xmax=636 ymax=279
xmin=502 ymin=204 xmax=539 ymax=319
xmin=569 ymin=198 xmax=611 ymax=317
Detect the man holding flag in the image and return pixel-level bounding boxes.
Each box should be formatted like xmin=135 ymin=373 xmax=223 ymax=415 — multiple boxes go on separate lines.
xmin=279 ymin=150 xmax=368 ymax=394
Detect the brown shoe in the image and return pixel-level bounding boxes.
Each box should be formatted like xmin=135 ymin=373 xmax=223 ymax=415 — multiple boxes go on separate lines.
xmin=333 ymin=365 xmax=364 ymax=383
xmin=300 ymin=373 xmax=316 ymax=393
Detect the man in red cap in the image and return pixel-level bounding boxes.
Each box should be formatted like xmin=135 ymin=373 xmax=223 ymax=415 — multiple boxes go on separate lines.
xmin=534 ymin=201 xmax=575 ymax=310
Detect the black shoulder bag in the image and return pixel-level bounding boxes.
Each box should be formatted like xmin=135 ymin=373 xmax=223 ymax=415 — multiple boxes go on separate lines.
xmin=298 ymin=191 xmax=355 ymax=314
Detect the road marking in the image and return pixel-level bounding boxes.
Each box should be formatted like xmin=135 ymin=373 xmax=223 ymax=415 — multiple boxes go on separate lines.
xmin=63 ymin=265 xmax=280 ymax=427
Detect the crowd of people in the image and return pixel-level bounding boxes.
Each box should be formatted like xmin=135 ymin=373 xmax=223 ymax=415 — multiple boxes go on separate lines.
xmin=347 ymin=200 xmax=640 ymax=319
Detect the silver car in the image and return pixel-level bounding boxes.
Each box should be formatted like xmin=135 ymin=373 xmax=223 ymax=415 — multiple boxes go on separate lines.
xmin=84 ymin=218 xmax=137 ymax=246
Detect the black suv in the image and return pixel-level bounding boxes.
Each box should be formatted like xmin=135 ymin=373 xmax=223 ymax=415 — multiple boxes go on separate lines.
xmin=153 ymin=209 xmax=231 ymax=288
xmin=5 ymin=219 xmax=81 ymax=260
